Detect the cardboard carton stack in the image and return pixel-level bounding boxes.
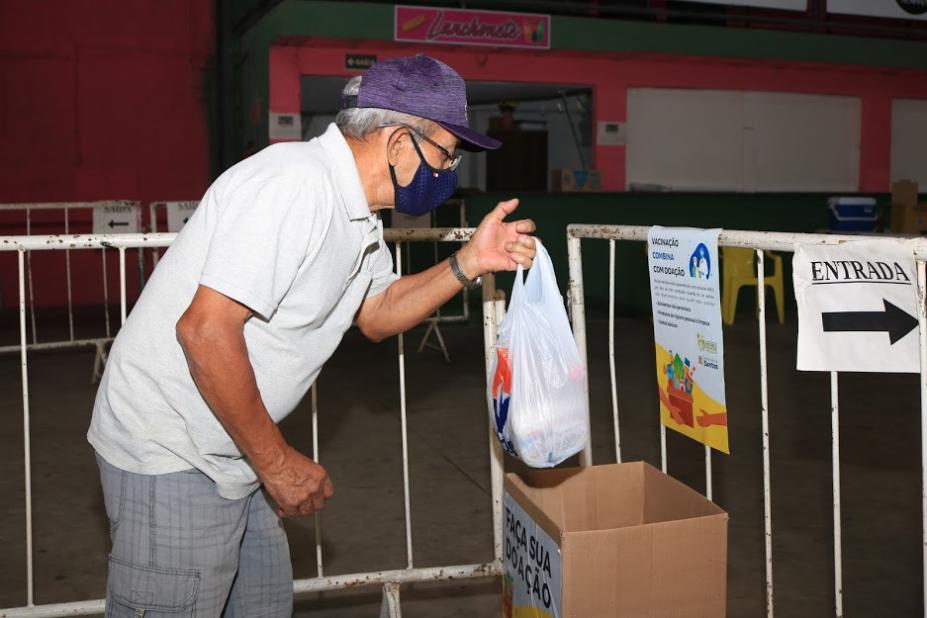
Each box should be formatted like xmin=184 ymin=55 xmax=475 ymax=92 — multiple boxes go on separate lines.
xmin=550 ymin=168 xmax=602 ymax=192
xmin=890 ymin=180 xmax=927 ymax=234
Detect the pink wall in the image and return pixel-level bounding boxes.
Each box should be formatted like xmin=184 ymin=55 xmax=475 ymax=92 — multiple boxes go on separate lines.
xmin=269 ymin=39 xmax=927 ymax=193
xmin=0 ymin=1 xmax=214 ymax=307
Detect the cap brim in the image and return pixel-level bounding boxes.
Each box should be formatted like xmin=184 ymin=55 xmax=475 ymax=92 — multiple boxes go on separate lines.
xmin=438 ymin=122 xmax=502 ymax=152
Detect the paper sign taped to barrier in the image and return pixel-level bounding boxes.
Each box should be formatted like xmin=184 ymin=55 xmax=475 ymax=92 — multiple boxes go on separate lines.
xmin=503 ymin=491 xmax=562 ymax=618
xmin=167 ymin=201 xmax=198 ymax=233
xmin=93 ymin=204 xmax=138 ymax=234
xmin=794 ymin=240 xmax=919 ymax=373
xmin=648 ymin=227 xmax=729 ymax=453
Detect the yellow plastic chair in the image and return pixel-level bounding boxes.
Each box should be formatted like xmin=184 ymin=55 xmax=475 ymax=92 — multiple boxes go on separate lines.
xmin=721 ymin=247 xmax=785 ymax=325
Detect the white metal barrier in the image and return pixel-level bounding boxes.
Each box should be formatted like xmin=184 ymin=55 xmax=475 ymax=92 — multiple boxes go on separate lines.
xmin=150 ymin=200 xmax=471 ymax=364
xmin=394 ymin=200 xmax=473 ymax=362
xmin=567 ymin=224 xmax=927 ymax=618
xmin=0 ymin=201 xmax=143 ymax=381
xmin=148 ymin=199 xmax=473 ymax=326
xmin=0 ymin=227 xmax=503 ymax=618
xmin=146 ymin=201 xmax=196 ymax=269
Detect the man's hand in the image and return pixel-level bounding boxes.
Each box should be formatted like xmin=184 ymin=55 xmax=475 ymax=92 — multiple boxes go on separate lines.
xmin=353 ymin=199 xmax=536 ymax=341
xmin=259 ymin=446 xmax=334 ymax=518
xmin=456 ymin=199 xmax=537 ymax=278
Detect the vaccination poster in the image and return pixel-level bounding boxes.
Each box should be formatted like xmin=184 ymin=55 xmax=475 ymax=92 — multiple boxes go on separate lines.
xmin=647 ymin=227 xmax=729 ymax=453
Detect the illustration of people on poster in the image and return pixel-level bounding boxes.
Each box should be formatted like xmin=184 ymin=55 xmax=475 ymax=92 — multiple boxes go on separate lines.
xmin=647 ymin=227 xmax=729 ymax=453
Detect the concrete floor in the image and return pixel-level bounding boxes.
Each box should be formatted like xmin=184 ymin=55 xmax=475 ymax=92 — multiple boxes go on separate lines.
xmin=0 ymin=309 xmax=923 ymax=616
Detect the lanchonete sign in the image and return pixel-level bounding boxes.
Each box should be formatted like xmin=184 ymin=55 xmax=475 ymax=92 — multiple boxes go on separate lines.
xmin=394 ymin=5 xmax=550 ymax=49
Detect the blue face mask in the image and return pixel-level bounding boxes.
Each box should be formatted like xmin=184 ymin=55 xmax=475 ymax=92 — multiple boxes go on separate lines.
xmin=389 ymin=134 xmax=458 ymax=217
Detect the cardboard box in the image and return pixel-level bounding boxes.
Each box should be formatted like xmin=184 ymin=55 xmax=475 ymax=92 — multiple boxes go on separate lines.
xmin=890 ymin=180 xmax=927 ymax=234
xmin=503 ymin=462 xmax=728 ymax=617
xmin=551 ymin=169 xmax=602 ymax=192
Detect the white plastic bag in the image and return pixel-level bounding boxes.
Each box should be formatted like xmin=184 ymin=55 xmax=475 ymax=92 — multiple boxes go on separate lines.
xmin=488 ymin=239 xmax=589 ymax=468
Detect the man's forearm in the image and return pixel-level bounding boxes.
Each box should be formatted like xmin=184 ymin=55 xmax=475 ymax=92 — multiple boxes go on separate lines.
xmin=359 ymin=254 xmax=473 ymax=341
xmin=177 ymin=320 xmax=288 ymax=473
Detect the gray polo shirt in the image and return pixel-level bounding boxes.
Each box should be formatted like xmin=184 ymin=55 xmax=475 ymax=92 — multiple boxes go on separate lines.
xmin=88 ymin=123 xmax=398 ymax=499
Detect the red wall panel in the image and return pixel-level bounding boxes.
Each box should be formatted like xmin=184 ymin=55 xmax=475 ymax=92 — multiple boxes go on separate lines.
xmin=0 ymin=1 xmax=214 ymax=308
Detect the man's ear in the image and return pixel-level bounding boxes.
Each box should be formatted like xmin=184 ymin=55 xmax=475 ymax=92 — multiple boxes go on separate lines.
xmin=386 ymin=129 xmax=407 ymax=166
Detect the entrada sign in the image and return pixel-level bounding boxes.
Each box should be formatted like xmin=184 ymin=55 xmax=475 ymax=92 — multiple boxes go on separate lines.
xmin=394 ymin=5 xmax=550 ymax=49
xmin=793 ymin=241 xmax=920 ymax=373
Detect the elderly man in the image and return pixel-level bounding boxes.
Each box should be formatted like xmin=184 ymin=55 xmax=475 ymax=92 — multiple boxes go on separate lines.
xmin=87 ymin=55 xmax=536 ymax=615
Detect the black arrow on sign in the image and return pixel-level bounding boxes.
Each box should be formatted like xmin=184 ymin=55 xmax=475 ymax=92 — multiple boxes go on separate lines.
xmin=108 ymin=220 xmax=129 ymax=228
xmin=822 ymin=299 xmax=918 ymax=345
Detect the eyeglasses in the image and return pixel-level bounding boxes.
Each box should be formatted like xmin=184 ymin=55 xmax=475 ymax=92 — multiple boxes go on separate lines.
xmin=383 ymin=124 xmax=462 ymax=171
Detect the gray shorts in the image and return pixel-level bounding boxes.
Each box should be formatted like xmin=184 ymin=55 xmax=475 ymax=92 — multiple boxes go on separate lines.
xmin=96 ymin=453 xmax=293 ymax=617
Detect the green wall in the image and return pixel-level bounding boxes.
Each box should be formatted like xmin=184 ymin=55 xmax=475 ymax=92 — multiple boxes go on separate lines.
xmin=234 ymin=1 xmax=927 ymax=158
xmin=553 ymin=15 xmax=927 ymax=70
xmin=235 ymin=1 xmax=395 ymax=157
xmin=452 ymin=192 xmax=887 ymax=318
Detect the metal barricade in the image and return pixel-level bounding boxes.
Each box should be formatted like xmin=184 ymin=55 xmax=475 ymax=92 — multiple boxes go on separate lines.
xmin=0 ymin=227 xmax=504 ymax=618
xmin=392 ymin=200 xmax=472 ymax=362
xmin=0 ymin=201 xmax=143 ymax=381
xmin=151 ymin=200 xmax=471 ymax=366
xmin=149 ymin=200 xmax=473 ymax=327
xmin=566 ymin=224 xmax=927 ymax=618
xmin=147 ymin=200 xmax=197 ymax=269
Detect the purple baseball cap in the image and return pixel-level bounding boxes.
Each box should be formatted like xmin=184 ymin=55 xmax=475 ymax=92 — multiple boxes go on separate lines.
xmin=342 ymin=54 xmax=501 ymax=152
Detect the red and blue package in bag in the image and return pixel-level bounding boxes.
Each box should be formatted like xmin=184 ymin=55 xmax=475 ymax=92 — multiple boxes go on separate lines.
xmin=488 ymin=239 xmax=588 ymax=467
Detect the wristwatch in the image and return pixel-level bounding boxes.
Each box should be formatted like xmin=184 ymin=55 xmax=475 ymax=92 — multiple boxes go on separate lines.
xmin=448 ymin=252 xmax=482 ymax=290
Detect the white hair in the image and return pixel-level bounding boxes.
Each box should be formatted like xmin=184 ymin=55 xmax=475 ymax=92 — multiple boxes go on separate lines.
xmin=335 ymin=76 xmax=435 ymax=139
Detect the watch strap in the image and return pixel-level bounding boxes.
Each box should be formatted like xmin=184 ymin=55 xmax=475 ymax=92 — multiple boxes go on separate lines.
xmin=448 ymin=253 xmax=482 ymax=289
